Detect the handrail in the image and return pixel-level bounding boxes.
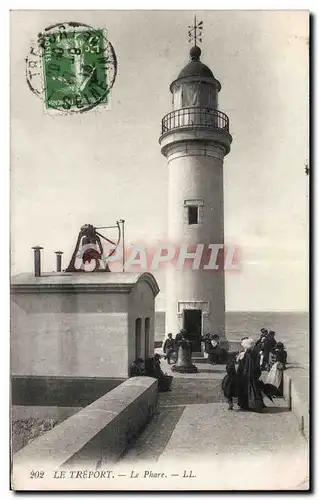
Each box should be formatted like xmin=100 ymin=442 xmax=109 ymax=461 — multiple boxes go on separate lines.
xmin=161 ymin=107 xmax=229 ymax=134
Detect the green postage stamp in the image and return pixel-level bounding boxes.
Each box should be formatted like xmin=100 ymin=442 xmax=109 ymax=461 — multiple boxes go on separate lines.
xmin=26 ymin=22 xmax=117 ymax=113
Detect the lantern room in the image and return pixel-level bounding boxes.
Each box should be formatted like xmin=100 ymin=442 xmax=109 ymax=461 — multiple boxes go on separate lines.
xmin=170 ymin=46 xmax=221 ymax=110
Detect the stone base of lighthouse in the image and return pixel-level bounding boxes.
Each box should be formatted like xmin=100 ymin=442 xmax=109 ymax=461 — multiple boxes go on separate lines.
xmin=165 ymin=265 xmax=228 ymax=351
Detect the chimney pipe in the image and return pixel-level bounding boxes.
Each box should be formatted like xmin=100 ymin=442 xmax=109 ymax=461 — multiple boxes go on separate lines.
xmin=31 ymin=246 xmax=43 ymax=277
xmin=55 ymin=251 xmax=63 ymax=272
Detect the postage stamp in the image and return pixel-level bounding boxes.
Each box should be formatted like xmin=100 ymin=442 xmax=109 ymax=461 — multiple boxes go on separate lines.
xmin=26 ymin=21 xmax=117 ymax=113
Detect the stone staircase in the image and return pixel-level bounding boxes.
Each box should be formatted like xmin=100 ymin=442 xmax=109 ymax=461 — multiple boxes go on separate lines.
xmin=190 ymin=352 xmax=206 ymax=364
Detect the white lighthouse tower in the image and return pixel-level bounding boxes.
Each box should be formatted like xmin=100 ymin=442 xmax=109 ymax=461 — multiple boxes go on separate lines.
xmin=159 ymin=30 xmax=232 ymax=351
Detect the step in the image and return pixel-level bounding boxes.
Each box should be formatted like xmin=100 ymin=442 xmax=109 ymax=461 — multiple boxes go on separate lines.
xmin=192 ymin=356 xmax=207 ymax=364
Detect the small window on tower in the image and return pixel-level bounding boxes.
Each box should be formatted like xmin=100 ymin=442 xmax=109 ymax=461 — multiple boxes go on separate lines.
xmin=184 ymin=199 xmax=204 ymax=225
xmin=188 ymin=206 xmax=198 ymax=225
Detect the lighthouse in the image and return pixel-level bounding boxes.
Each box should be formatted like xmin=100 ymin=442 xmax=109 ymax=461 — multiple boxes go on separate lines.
xmin=159 ymin=27 xmax=232 ymax=351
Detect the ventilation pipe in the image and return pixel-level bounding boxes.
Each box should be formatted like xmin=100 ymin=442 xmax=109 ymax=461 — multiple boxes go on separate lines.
xmin=31 ymin=246 xmax=43 ymax=277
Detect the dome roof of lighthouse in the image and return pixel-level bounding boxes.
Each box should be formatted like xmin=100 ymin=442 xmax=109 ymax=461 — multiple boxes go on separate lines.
xmin=178 ymin=60 xmax=214 ymax=79
xmin=178 ymin=46 xmax=214 ymax=79
xmin=170 ymin=45 xmax=221 ymax=92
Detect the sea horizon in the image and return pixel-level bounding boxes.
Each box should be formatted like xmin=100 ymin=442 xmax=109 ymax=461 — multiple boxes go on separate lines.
xmin=155 ymin=310 xmax=309 ymax=367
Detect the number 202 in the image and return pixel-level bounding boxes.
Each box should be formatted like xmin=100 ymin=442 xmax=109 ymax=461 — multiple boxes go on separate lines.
xmin=30 ymin=470 xmax=44 ymax=479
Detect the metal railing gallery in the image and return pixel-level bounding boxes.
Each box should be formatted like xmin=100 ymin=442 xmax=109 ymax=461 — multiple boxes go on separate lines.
xmin=161 ymin=107 xmax=229 ymax=135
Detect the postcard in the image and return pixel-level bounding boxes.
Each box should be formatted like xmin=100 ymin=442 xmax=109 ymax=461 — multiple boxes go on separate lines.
xmin=10 ymin=9 xmax=309 ymax=491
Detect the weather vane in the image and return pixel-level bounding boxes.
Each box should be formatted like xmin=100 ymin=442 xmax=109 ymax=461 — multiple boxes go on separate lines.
xmin=188 ymin=15 xmax=203 ymax=46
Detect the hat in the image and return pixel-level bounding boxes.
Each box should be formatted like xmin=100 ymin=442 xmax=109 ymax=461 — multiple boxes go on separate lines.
xmin=241 ymin=338 xmax=255 ymax=350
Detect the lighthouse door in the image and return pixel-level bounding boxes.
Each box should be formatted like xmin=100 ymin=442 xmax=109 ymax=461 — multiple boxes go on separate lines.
xmin=183 ymin=309 xmax=202 ymax=352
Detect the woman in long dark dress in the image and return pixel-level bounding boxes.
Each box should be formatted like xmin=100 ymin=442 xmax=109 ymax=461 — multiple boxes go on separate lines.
xmin=204 ymin=334 xmax=228 ymax=364
xmin=222 ymin=338 xmax=265 ymax=412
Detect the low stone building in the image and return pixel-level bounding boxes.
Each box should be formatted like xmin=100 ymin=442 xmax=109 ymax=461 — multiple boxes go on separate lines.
xmin=11 ymin=272 xmax=160 ymax=379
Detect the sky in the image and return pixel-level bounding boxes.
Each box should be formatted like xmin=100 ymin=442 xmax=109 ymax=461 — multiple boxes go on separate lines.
xmin=10 ymin=10 xmax=309 ymax=311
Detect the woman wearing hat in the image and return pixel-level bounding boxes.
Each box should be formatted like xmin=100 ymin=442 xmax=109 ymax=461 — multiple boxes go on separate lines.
xmin=222 ymin=337 xmax=265 ymax=412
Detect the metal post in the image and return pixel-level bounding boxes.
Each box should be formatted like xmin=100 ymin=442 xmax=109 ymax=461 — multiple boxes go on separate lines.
xmin=119 ymin=219 xmax=125 ymax=272
xmin=31 ymin=246 xmax=43 ymax=277
xmin=55 ymin=251 xmax=63 ymax=272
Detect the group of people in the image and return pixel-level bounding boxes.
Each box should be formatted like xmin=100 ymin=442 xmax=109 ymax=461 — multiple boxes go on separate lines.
xmin=163 ymin=329 xmax=195 ymax=363
xmin=201 ymin=333 xmax=228 ymax=364
xmin=130 ymin=326 xmax=287 ymax=405
xmin=130 ymin=354 xmax=173 ymax=392
xmin=254 ymin=328 xmax=287 ymax=371
xmin=163 ymin=330 xmax=228 ymax=365
xmin=222 ymin=330 xmax=288 ymax=412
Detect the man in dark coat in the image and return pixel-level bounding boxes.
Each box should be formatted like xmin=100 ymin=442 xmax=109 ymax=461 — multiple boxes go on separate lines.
xmin=163 ymin=333 xmax=176 ymax=364
xmin=262 ymin=330 xmax=277 ymax=370
xmin=254 ymin=328 xmax=268 ymax=369
xmin=255 ymin=329 xmax=267 ymax=348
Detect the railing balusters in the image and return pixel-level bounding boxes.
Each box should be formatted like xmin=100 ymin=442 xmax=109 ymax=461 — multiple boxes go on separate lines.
xmin=161 ymin=107 xmax=229 ymax=135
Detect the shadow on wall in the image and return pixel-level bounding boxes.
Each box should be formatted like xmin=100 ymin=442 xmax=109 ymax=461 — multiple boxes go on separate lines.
xmin=11 ymin=376 xmax=125 ymax=407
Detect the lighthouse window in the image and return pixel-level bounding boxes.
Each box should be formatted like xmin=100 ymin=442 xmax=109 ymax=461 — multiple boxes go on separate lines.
xmin=184 ymin=199 xmax=204 ymax=225
xmin=173 ymin=85 xmax=182 ymax=109
xmin=188 ymin=206 xmax=198 ymax=225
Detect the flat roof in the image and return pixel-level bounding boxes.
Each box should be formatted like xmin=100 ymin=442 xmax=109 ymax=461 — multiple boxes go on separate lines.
xmin=11 ymin=272 xmax=160 ymax=296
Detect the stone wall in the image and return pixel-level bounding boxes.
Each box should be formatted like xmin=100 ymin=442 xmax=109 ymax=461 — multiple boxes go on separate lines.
xmin=12 ymin=377 xmax=158 ymax=480
xmin=128 ymin=280 xmax=155 ymax=365
xmin=11 ymin=293 xmax=129 ymax=378
xmin=283 ymin=368 xmax=309 ymax=440
xmin=11 ymin=273 xmax=159 ymax=379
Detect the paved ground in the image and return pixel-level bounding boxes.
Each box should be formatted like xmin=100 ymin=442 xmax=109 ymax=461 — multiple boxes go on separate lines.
xmin=158 ymin=401 xmax=308 ymax=490
xmin=121 ymin=353 xmax=309 ymax=490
